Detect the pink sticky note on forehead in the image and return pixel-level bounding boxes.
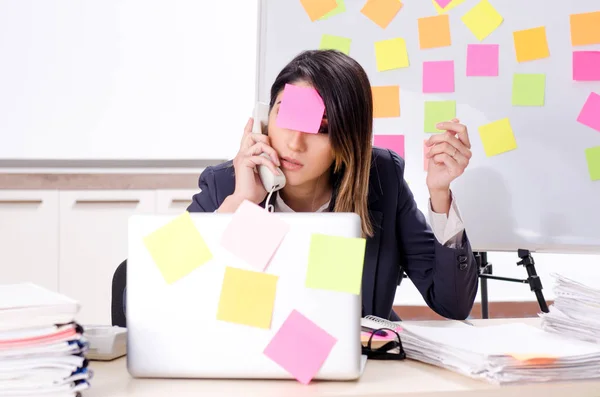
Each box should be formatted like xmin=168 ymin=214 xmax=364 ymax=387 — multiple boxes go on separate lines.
xmin=573 ymin=51 xmax=600 ymax=81
xmin=467 ymin=44 xmax=499 ymax=77
xmin=263 ymin=310 xmax=337 ymax=384
xmin=577 ymin=92 xmax=600 ymax=132
xmin=220 ymin=200 xmax=290 ymax=271
xmin=423 ymin=61 xmax=455 ymax=93
xmin=374 ymin=135 xmax=405 ymax=158
xmin=276 ymin=84 xmax=325 ymax=133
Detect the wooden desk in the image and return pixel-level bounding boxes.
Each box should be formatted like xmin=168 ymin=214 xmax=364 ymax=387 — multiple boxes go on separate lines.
xmin=86 ymin=318 xmax=600 ymax=397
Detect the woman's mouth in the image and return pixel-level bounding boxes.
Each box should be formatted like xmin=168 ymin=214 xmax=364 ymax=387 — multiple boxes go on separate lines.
xmin=280 ymin=157 xmax=303 ymax=171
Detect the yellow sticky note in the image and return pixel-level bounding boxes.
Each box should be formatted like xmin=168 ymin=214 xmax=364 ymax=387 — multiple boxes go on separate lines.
xmin=570 ymin=11 xmax=600 ymax=46
xmin=361 ymin=0 xmax=403 ymax=29
xmin=375 ymin=38 xmax=409 ymax=71
xmin=513 ymin=26 xmax=550 ymax=63
xmin=418 ymin=14 xmax=452 ymax=49
xmin=372 ymin=86 xmax=400 ymax=118
xmin=478 ymin=118 xmax=517 ymax=157
xmin=300 ymin=0 xmax=338 ymax=22
xmin=217 ymin=267 xmax=278 ymax=329
xmin=305 ymin=233 xmax=367 ymax=295
xmin=432 ymin=0 xmax=466 ymax=14
xmin=461 ymin=0 xmax=503 ymax=41
xmin=143 ymin=212 xmax=212 ymax=284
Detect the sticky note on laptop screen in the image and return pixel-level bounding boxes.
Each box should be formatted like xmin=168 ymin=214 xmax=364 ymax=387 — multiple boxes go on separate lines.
xmin=300 ymin=0 xmax=338 ymax=21
xmin=360 ymin=0 xmax=403 ymax=29
xmin=143 ymin=212 xmax=212 ymax=284
xmin=276 ymin=84 xmax=325 ymax=134
xmin=264 ymin=310 xmax=337 ymax=384
xmin=220 ymin=200 xmax=290 ymax=271
xmin=305 ymin=233 xmax=366 ymax=295
xmin=217 ymin=267 xmax=278 ymax=329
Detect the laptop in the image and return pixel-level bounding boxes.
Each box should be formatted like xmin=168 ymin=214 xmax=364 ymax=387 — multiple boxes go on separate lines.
xmin=126 ymin=211 xmax=364 ymax=381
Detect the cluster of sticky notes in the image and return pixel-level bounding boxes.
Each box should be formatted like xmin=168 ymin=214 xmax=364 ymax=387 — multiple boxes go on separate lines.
xmin=276 ymin=84 xmax=325 ymax=134
xmin=143 ymin=198 xmax=367 ymax=384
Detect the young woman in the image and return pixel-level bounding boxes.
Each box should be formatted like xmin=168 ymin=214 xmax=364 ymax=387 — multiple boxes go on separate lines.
xmin=188 ymin=49 xmax=478 ymax=321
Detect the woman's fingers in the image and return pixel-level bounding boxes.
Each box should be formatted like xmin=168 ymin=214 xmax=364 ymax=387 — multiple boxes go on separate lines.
xmin=427 ymin=132 xmax=472 ymax=160
xmin=435 ymin=121 xmax=471 ymax=149
xmin=246 ymin=142 xmax=280 ymax=166
xmin=427 ymin=141 xmax=469 ymax=167
xmin=244 ymin=155 xmax=281 ymax=176
xmin=432 ymin=153 xmax=463 ymax=177
xmin=241 ymin=131 xmax=270 ymax=150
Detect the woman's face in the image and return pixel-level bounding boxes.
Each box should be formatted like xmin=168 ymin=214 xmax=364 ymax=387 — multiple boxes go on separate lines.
xmin=267 ymin=81 xmax=335 ymax=188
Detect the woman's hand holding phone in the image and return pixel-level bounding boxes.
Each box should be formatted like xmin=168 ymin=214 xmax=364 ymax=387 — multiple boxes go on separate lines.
xmin=220 ymin=118 xmax=282 ymax=211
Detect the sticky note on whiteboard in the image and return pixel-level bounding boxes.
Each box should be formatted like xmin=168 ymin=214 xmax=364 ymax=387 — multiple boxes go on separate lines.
xmin=478 ymin=118 xmax=517 ymax=157
xmin=570 ymin=11 xmax=600 ymax=46
xmin=577 ymin=92 xmax=600 ymax=132
xmin=573 ymin=51 xmax=600 ymax=81
xmin=585 ymin=146 xmax=600 ymax=181
xmin=360 ymin=0 xmax=403 ymax=29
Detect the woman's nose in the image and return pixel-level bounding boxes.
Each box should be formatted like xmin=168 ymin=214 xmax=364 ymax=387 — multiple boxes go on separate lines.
xmin=287 ymin=130 xmax=306 ymax=152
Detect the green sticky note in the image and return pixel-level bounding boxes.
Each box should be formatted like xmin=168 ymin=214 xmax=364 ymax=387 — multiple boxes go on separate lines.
xmin=305 ymin=233 xmax=366 ymax=295
xmin=512 ymin=73 xmax=545 ymax=106
xmin=424 ymin=100 xmax=456 ymax=133
xmin=585 ymin=146 xmax=600 ymax=181
xmin=320 ymin=34 xmax=351 ymax=55
xmin=143 ymin=212 xmax=213 ymax=284
xmin=319 ymin=0 xmax=346 ymax=19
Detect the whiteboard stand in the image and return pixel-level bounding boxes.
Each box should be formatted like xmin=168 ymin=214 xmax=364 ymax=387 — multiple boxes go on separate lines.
xmin=475 ymin=250 xmax=550 ymax=319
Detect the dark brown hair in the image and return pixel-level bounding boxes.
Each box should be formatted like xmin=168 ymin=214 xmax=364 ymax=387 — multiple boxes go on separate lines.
xmin=269 ymin=50 xmax=374 ymax=237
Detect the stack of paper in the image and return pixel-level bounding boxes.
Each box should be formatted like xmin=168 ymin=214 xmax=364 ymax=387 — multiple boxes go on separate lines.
xmin=0 ymin=283 xmax=91 ymax=396
xmin=540 ymin=273 xmax=600 ymax=344
xmin=399 ymin=322 xmax=600 ymax=384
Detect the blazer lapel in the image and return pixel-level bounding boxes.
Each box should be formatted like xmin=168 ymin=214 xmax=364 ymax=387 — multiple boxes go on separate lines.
xmin=362 ymin=209 xmax=382 ymax=316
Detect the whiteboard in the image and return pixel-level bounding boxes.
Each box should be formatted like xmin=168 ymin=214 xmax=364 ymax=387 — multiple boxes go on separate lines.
xmin=0 ymin=0 xmax=258 ymax=161
xmin=257 ymin=0 xmax=600 ymax=253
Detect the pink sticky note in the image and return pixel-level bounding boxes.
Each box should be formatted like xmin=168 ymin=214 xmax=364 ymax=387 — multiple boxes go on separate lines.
xmin=373 ymin=135 xmax=405 ymax=158
xmin=573 ymin=51 xmax=600 ymax=81
xmin=276 ymin=84 xmax=325 ymax=134
xmin=264 ymin=310 xmax=337 ymax=384
xmin=434 ymin=0 xmax=452 ymax=8
xmin=467 ymin=44 xmax=499 ymax=77
xmin=423 ymin=61 xmax=455 ymax=93
xmin=577 ymin=92 xmax=600 ymax=132
xmin=220 ymin=200 xmax=290 ymax=271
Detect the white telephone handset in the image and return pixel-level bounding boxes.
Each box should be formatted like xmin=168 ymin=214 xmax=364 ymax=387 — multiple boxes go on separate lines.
xmin=252 ymin=102 xmax=286 ymax=193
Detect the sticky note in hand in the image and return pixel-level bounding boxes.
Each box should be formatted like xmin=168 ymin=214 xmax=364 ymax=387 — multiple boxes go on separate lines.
xmin=305 ymin=233 xmax=366 ymax=295
xmin=299 ymin=0 xmax=338 ymax=22
xmin=573 ymin=51 xmax=600 ymax=81
xmin=143 ymin=212 xmax=212 ymax=284
xmin=570 ymin=11 xmax=600 ymax=46
xmin=360 ymin=0 xmax=403 ymax=29
xmin=513 ymin=26 xmax=550 ymax=63
xmin=577 ymin=92 xmax=600 ymax=132
xmin=418 ymin=14 xmax=451 ymax=49
xmin=461 ymin=0 xmax=503 ymax=41
xmin=221 ymin=200 xmax=290 ymax=271
xmin=467 ymin=44 xmax=499 ymax=77
xmin=585 ymin=146 xmax=600 ymax=181
xmin=264 ymin=310 xmax=337 ymax=384
xmin=375 ymin=37 xmax=409 ymax=71
xmin=372 ymin=86 xmax=400 ymax=118
xmin=423 ymin=61 xmax=455 ymax=93
xmin=424 ymin=101 xmax=456 ymax=133
xmin=374 ymin=135 xmax=405 ymax=158
xmin=276 ymin=84 xmax=325 ymax=134
xmin=217 ymin=267 xmax=278 ymax=329
xmin=512 ymin=74 xmax=545 ymax=106
xmin=478 ymin=118 xmax=517 ymax=157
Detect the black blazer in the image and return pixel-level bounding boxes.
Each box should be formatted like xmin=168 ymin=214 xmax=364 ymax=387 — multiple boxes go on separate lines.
xmin=187 ymin=148 xmax=478 ymax=320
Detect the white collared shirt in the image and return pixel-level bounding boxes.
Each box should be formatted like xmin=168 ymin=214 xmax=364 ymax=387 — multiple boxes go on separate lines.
xmin=273 ymin=192 xmax=464 ymax=248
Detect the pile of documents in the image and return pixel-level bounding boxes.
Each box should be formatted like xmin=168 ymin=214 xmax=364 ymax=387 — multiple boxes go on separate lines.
xmin=540 ymin=273 xmax=600 ymax=344
xmin=0 ymin=283 xmax=91 ymax=396
xmin=399 ymin=321 xmax=600 ymax=384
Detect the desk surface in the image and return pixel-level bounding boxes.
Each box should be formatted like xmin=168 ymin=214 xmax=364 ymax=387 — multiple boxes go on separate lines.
xmin=86 ymin=318 xmax=600 ymax=397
